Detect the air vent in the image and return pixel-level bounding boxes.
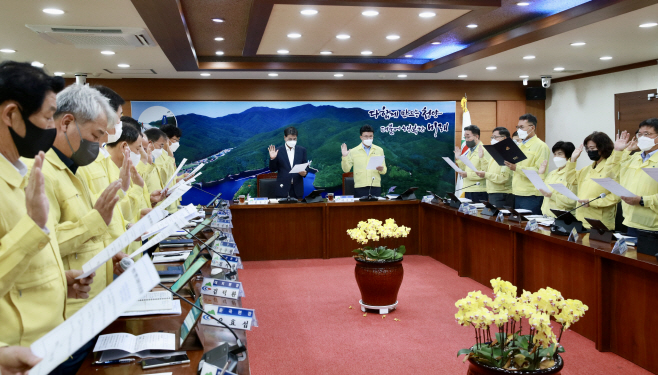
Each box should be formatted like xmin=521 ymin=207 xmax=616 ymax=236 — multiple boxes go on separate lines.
xmin=25 ymin=25 xmax=157 ymax=49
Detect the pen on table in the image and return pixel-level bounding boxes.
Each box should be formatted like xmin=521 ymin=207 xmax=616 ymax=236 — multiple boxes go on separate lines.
xmin=92 ymin=358 xmax=135 ymax=365
xmin=159 ymin=252 xmax=184 ymax=257
xmin=219 ymin=361 xmax=229 ymax=375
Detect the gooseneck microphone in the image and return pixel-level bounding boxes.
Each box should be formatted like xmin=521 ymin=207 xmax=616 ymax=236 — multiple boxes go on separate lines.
xmin=551 ymin=193 xmax=606 ymax=235
xmin=180 ymin=227 xmax=237 ymax=278
xmin=360 ymin=177 xmax=378 ymax=202
xmin=455 ymin=182 xmax=480 ymax=192
xmin=554 ymin=193 xmax=606 ymax=222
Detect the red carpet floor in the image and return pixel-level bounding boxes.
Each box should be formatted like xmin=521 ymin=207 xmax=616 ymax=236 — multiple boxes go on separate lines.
xmin=239 ymin=255 xmax=651 ymax=375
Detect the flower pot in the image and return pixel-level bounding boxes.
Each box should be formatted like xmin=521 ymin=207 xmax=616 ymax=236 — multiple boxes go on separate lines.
xmin=467 ymin=354 xmax=563 ymax=375
xmin=354 ymin=258 xmax=404 ymax=307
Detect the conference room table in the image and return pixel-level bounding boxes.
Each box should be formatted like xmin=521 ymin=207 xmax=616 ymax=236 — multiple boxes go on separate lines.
xmin=229 ymin=199 xmax=658 ymax=374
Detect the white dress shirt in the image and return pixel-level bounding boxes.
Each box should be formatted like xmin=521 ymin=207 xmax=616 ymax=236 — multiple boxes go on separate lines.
xmin=286 ymin=146 xmax=295 ymax=184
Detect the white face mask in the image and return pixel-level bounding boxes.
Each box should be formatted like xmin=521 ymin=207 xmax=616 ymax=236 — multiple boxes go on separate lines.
xmin=517 ymin=129 xmax=528 ymax=140
xmin=637 ymin=136 xmax=657 ymax=152
xmin=286 ymin=140 xmax=297 ymax=148
xmin=152 ymin=148 xmax=163 ymax=159
xmin=553 ymin=156 xmax=567 ymax=169
xmin=362 ymin=139 xmax=373 ymax=147
xmin=490 ymin=139 xmax=499 ymax=146
xmin=169 ymin=142 xmax=180 ymax=153
xmin=107 ymin=122 xmax=123 ymax=143
xmin=129 ymin=150 xmax=141 ymax=167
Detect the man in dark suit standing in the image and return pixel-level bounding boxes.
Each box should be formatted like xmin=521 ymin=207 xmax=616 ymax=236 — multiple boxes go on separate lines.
xmin=268 ymin=126 xmax=309 ymax=199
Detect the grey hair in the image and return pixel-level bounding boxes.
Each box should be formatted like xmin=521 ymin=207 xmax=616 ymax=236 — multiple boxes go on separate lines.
xmin=55 ymin=84 xmax=117 ymax=129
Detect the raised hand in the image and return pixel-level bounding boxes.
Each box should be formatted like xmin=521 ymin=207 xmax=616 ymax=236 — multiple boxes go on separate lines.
xmin=130 ymin=165 xmax=144 ymax=188
xmin=138 ymin=143 xmax=149 ymax=165
xmin=65 ymin=270 xmax=94 ymax=299
xmin=146 ymin=143 xmax=154 ymax=164
xmin=119 ymin=148 xmax=131 ymax=192
xmin=478 ymin=144 xmax=484 ymax=159
xmin=538 ymin=159 xmax=548 ymax=175
xmin=454 ymin=146 xmax=462 ymax=160
xmin=626 ymin=136 xmax=639 ymax=152
xmin=571 ymin=144 xmax=584 ymax=162
xmin=341 ymin=143 xmax=349 ymax=157
xmin=614 ymin=131 xmax=630 ymax=151
xmin=0 ymin=346 xmax=42 ymax=375
xmin=164 ymin=140 xmax=173 ymax=157
xmin=268 ymin=145 xmax=278 ymax=160
xmin=25 ymin=151 xmax=49 ymax=229
xmin=94 ymin=181 xmax=121 ymax=225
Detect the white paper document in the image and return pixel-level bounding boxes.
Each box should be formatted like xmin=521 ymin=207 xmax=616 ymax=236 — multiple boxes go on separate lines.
xmin=591 ymin=178 xmax=637 ymax=197
xmin=78 ymin=208 xmax=169 ymax=278
xmin=158 ymin=184 xmax=192 ymax=209
xmin=458 ymin=155 xmax=479 ymax=172
xmin=522 ymin=169 xmax=550 ymax=192
xmin=93 ymin=332 xmax=175 ymax=353
xmin=121 ymin=300 xmax=182 ymax=317
xmin=29 ymin=257 xmax=160 ymax=375
xmin=643 ymin=168 xmax=658 ymax=183
xmin=289 ymin=162 xmax=309 ymax=174
xmin=442 ymin=157 xmax=464 ymax=173
xmin=130 ymin=205 xmax=197 ymax=259
xmin=548 ymin=183 xmax=580 ymax=201
xmin=125 ymin=291 xmax=173 ymax=312
xmin=163 ymin=158 xmax=188 ymax=191
xmin=366 ymin=156 xmax=385 ymax=170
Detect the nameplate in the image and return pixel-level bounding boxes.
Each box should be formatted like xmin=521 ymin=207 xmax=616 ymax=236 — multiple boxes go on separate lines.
xmin=201 ymin=305 xmax=258 ymax=331
xmin=211 ymin=254 xmax=243 ymax=270
xmin=567 ymin=227 xmax=578 ymax=242
xmin=468 ymin=206 xmax=478 ymax=216
xmin=611 ymin=238 xmax=628 ymax=255
xmin=200 ymin=362 xmax=238 ymax=375
xmin=248 ymin=197 xmax=269 ymax=205
xmin=458 ymin=203 xmax=469 ymax=213
xmin=213 ymin=240 xmax=239 ymax=255
xmin=524 ymin=219 xmax=538 ymax=232
xmin=212 ymin=218 xmax=233 ymax=229
xmin=421 ymin=195 xmax=434 ymax=204
xmin=215 ymin=209 xmax=232 ymax=218
xmin=334 ymin=195 xmax=354 ymax=203
xmin=201 ymin=278 xmax=245 ymax=299
xmin=495 ymin=212 xmax=504 ymax=223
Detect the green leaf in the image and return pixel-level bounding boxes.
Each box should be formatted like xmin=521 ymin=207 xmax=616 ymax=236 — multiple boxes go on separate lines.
xmin=518 ymin=335 xmax=530 ymax=350
xmin=364 ymin=246 xmax=373 ymax=250
xmin=352 ymin=249 xmax=363 ymax=254
xmin=557 ymin=345 xmax=565 ymax=353
xmin=397 ymin=245 xmax=406 ymax=255
xmin=457 ymin=348 xmax=472 ymax=357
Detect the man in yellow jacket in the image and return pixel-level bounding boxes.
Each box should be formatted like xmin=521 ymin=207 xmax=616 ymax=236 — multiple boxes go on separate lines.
xmin=455 ymin=125 xmax=490 ymax=203
xmin=475 ymin=127 xmax=514 ymax=208
xmin=341 ymin=125 xmax=387 ymax=198
xmin=0 ymin=62 xmax=93 ymax=373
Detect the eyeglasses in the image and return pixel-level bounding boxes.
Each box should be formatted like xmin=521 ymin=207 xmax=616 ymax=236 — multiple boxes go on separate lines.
xmin=638 ymin=132 xmax=657 ymax=138
xmin=491 ymin=135 xmax=504 ymax=140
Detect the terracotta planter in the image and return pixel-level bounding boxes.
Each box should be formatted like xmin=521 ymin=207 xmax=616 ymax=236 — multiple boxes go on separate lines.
xmin=354 ymin=258 xmax=404 ymax=306
xmin=467 ymin=354 xmax=563 ymax=375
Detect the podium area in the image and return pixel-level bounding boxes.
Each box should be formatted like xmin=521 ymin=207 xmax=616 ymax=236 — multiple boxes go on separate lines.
xmin=231 ymin=200 xmax=658 ymax=374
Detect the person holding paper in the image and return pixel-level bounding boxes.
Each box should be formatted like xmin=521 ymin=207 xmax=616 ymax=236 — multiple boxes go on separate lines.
xmin=505 ymin=114 xmax=550 ymax=215
xmin=566 ymin=132 xmax=620 ymax=230
xmin=538 ymin=141 xmax=577 ymax=217
xmin=341 ymin=125 xmax=387 ymax=198
xmin=122 ymin=117 xmax=165 ymax=206
xmin=608 ymin=120 xmax=658 ymax=236
xmin=268 ymin=126 xmax=309 ymax=199
xmin=475 ymin=127 xmax=513 ymax=208
xmin=455 ymin=125 xmax=490 ymax=203
xmin=145 ymin=127 xmax=178 ymax=213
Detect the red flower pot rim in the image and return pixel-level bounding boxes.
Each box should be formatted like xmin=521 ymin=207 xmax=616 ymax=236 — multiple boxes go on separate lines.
xmin=354 ymin=257 xmax=404 ymax=264
xmin=468 ymin=353 xmax=564 ymax=374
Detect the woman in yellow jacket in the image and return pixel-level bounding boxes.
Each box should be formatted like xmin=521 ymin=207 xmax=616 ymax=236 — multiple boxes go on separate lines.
xmin=538 ymin=141 xmax=577 ymax=217
xmin=566 ymin=132 xmax=620 ymax=230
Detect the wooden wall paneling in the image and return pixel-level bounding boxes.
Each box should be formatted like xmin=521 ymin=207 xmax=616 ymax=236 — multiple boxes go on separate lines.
xmin=455 ymin=101 xmax=497 ymax=146
xmin=496 ymin=100 xmax=526 ymax=136
xmin=422 ymin=204 xmax=460 ymax=270
xmin=459 ymin=215 xmax=514 ymax=286
xmin=596 ymin=256 xmax=611 ymax=352
xmin=525 ymin=100 xmax=546 ymax=141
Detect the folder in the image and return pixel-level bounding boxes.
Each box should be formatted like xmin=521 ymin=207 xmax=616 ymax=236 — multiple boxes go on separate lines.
xmin=483 ymin=138 xmax=527 ymax=166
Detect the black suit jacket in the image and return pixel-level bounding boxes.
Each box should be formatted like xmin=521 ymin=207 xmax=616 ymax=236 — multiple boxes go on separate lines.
xmin=268 ymin=145 xmax=309 ymax=198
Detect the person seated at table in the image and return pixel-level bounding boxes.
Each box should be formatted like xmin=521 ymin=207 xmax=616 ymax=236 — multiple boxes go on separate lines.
xmin=268 ymin=126 xmax=309 ymax=199
xmin=566 ymin=132 xmax=620 ymax=230
xmin=455 ymin=125 xmax=490 ymax=203
xmin=475 ymin=127 xmax=513 ymax=208
xmin=341 ymin=125 xmax=387 ymax=198
xmin=538 ymin=141 xmax=577 ymax=217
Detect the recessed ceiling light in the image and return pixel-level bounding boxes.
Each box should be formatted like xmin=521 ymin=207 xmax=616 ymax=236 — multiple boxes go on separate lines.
xmin=31 ymin=61 xmax=44 ymax=68
xmin=336 ymin=34 xmax=350 ymax=40
xmin=404 ymin=55 xmax=413 ymax=58
xmin=54 ymin=72 xmax=65 ymax=76
xmin=639 ymin=22 xmax=658 ymax=28
xmin=268 ymin=73 xmax=279 ymax=77
xmin=277 ymin=50 xmax=289 ymax=54
xmin=486 ymin=66 xmax=497 ymax=70
xmin=386 ymin=35 xmax=400 ymax=40
xmin=0 ymin=49 xmax=15 ymax=53
xmin=600 ymin=56 xmax=613 ymax=60
xmin=519 ymin=75 xmax=529 ymax=78
xmin=320 ymin=51 xmax=332 ymax=55
xmin=431 ymin=42 xmax=441 ymax=45
xmin=43 ymin=8 xmax=64 ymax=15
xmin=200 ymin=73 xmax=210 ymax=76
xmin=419 ymin=12 xmax=436 ymax=18
xmin=517 ymin=2 xmax=530 ymax=5
xmin=214 ymin=37 xmax=224 ymax=41
xmin=362 ymin=10 xmax=379 ymax=17
xmin=117 ymin=63 xmax=130 ymax=68
xmin=467 ymin=24 xmax=478 ymax=28
xmin=215 ymin=51 xmax=224 ymax=55
xmin=287 ymin=33 xmax=301 ymax=39
xmin=334 ymin=73 xmax=344 ymax=77
xmin=300 ymin=9 xmax=318 ymax=16
xmin=361 ymin=50 xmax=373 ymax=55
xmin=101 ymin=50 xmax=115 ymax=55
xmin=554 ymin=67 xmax=565 ymax=71
xmin=570 ymin=42 xmax=586 ymax=46
xmin=458 ymin=75 xmax=468 ymax=78
xmin=397 ymin=74 xmax=407 ymax=78
xmin=523 ymin=55 xmax=535 ymax=60
xmin=211 ymin=18 xmax=224 ymax=23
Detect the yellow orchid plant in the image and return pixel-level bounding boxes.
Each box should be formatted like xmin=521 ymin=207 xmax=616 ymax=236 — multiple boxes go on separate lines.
xmin=456 ymin=278 xmax=588 ymax=371
xmin=347 ymin=218 xmax=411 ymax=261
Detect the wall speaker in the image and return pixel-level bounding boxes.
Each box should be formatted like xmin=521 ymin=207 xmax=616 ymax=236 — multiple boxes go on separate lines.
xmin=525 ymin=87 xmax=546 ymax=100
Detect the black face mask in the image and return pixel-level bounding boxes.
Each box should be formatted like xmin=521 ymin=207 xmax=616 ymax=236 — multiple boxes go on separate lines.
xmin=7 ymin=112 xmax=57 ymax=158
xmin=587 ymin=150 xmax=600 ymax=161
xmin=64 ymin=120 xmax=100 ymax=167
xmin=466 ymin=140 xmax=477 ymax=148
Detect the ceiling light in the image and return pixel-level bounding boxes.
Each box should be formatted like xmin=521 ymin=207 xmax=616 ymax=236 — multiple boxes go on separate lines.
xmin=362 ymin=10 xmax=379 ymax=17
xmin=211 ymin=18 xmax=224 ymax=23
xmin=320 ymin=51 xmax=332 ymax=55
xmin=268 ymin=73 xmax=278 ymax=77
xmin=554 ymin=67 xmax=565 ymax=71
xmin=287 ymin=33 xmax=301 ymax=38
xmin=467 ymin=24 xmax=478 ymax=28
xmin=43 ymin=8 xmax=64 ymax=15
xmin=517 ymin=2 xmax=530 ymax=5
xmin=215 ymin=51 xmax=224 ymax=55
xmin=397 ymin=74 xmax=407 ymax=78
xmin=486 ymin=66 xmax=497 ymax=70
xmin=404 ymin=55 xmax=413 ymax=58
xmin=519 ymin=75 xmax=529 ymax=78
xmin=0 ymin=49 xmax=15 ymax=53
xmin=200 ymin=73 xmax=210 ymax=76
xmin=336 ymin=34 xmax=350 ymax=40
xmin=386 ymin=35 xmax=400 ymax=40
xmin=101 ymin=50 xmax=115 ymax=55
xmin=361 ymin=50 xmax=373 ymax=55
xmin=117 ymin=63 xmax=130 ymax=68
xmin=300 ymin=9 xmax=318 ymax=16
xmin=570 ymin=42 xmax=586 ymax=46
xmin=54 ymin=72 xmax=65 ymax=76
xmin=523 ymin=55 xmax=535 ymax=60
xmin=600 ymin=56 xmax=613 ymax=60
xmin=458 ymin=75 xmax=468 ymax=78
xmin=419 ymin=12 xmax=436 ymax=18
xmin=277 ymin=50 xmax=289 ymax=54
xmin=214 ymin=37 xmax=224 ymax=41
xmin=639 ymin=22 xmax=658 ymax=28
xmin=31 ymin=61 xmax=44 ymax=68
xmin=431 ymin=42 xmax=441 ymax=45
xmin=334 ymin=73 xmax=344 ymax=77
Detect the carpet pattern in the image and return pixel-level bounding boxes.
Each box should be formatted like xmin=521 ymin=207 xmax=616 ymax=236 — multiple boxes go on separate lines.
xmin=239 ymin=255 xmax=651 ymax=375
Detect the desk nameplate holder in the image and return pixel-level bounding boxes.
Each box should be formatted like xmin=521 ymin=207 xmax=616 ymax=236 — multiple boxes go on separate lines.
xmin=567 ymin=227 xmax=579 ymax=243
xmin=176 ymin=296 xmax=205 ymax=351
xmin=201 ymin=278 xmax=244 ymax=300
xmin=524 ymin=219 xmax=538 ymax=232
xmin=247 ymin=197 xmax=269 ymax=205
xmin=201 ymin=305 xmax=258 ymax=331
xmin=334 ymin=195 xmax=355 ymax=203
xmin=611 ymin=237 xmax=628 ymax=255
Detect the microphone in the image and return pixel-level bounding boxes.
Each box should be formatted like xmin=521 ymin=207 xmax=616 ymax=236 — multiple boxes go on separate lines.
xmin=551 ymin=193 xmax=606 ymax=235
xmin=455 ymin=182 xmax=480 ymax=192
xmin=360 ymin=177 xmax=378 ymax=202
xmin=554 ymin=193 xmax=606 ymax=222
xmin=180 ymin=227 xmax=236 ymax=278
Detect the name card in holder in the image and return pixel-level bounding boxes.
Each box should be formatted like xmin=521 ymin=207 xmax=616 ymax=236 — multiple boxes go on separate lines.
xmin=201 ymin=278 xmax=245 ymax=299
xmin=611 ymin=237 xmax=628 ymax=255
xmin=248 ymin=197 xmax=269 ymax=205
xmin=524 ymin=219 xmax=538 ymax=232
xmin=421 ymin=195 xmax=434 ymax=203
xmin=200 ymin=362 xmax=237 ymax=375
xmin=211 ymin=254 xmax=243 ymax=270
xmin=212 ymin=218 xmax=233 ymax=229
xmin=213 ymin=240 xmax=238 ymax=255
xmin=468 ymin=205 xmax=478 ymax=216
xmin=201 ymin=305 xmax=258 ymax=331
xmin=567 ymin=227 xmax=578 ymax=242
xmin=334 ymin=195 xmax=354 ymax=203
